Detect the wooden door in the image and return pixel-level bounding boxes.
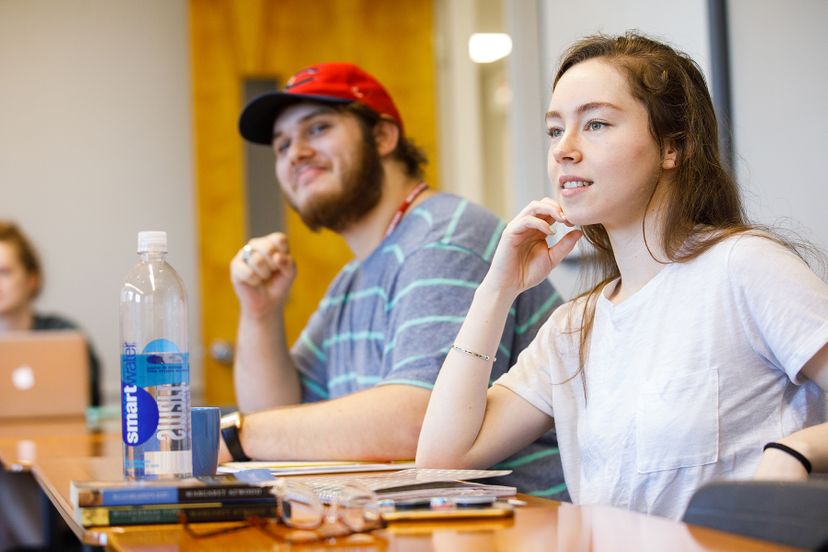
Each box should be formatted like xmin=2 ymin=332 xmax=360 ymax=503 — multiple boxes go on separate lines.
xmin=189 ymin=0 xmax=438 ymax=404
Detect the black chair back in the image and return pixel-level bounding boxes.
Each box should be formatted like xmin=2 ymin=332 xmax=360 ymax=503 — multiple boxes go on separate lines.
xmin=683 ymin=480 xmax=828 ymax=550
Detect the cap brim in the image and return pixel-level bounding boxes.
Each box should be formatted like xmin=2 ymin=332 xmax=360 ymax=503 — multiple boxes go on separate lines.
xmin=238 ymin=92 xmax=352 ymax=145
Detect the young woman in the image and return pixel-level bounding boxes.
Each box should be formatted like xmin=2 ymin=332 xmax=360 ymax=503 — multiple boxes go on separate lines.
xmin=416 ymin=33 xmax=828 ymax=520
xmin=0 ymin=221 xmax=101 ymax=405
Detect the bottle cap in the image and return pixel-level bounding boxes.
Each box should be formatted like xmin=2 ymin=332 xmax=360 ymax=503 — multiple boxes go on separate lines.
xmin=137 ymin=231 xmax=168 ymax=253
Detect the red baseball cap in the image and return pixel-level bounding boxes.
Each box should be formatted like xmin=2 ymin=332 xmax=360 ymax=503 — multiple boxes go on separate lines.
xmin=238 ymin=62 xmax=404 ymax=145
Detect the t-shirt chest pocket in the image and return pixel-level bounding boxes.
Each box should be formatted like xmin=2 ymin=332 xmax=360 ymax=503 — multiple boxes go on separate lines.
xmin=635 ymin=368 xmax=719 ymax=473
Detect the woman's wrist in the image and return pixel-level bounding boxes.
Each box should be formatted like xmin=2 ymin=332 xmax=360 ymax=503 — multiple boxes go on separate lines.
xmin=475 ymin=276 xmax=521 ymax=306
xmin=765 ymin=439 xmax=813 ymax=473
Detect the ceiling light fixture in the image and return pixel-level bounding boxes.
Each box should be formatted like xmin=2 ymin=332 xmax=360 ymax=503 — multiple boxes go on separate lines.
xmin=468 ymin=33 xmax=513 ymax=64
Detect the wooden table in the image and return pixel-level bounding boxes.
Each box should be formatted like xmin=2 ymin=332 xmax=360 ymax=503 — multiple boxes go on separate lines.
xmin=0 ymin=419 xmax=800 ymax=551
xmin=0 ymin=417 xmax=120 ymax=471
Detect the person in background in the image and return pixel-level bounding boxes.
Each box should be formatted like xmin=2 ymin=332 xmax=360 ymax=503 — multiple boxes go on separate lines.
xmin=416 ymin=32 xmax=827 ymax=520
xmin=220 ymin=62 xmax=568 ymax=499
xmin=0 ymin=221 xmax=102 ymax=549
xmin=0 ymin=221 xmax=101 ymax=406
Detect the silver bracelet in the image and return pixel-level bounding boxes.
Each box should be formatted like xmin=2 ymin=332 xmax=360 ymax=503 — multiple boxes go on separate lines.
xmin=451 ymin=344 xmax=496 ymax=362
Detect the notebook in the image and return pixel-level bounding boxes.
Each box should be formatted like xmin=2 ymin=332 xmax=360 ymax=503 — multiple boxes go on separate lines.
xmin=0 ymin=330 xmax=89 ymax=419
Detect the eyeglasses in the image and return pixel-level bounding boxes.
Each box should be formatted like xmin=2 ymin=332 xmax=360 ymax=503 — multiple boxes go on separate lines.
xmin=181 ymin=479 xmax=387 ymax=546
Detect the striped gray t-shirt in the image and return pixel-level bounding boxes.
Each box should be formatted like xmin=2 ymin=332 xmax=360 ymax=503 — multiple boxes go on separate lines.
xmin=292 ymin=193 xmax=567 ymax=499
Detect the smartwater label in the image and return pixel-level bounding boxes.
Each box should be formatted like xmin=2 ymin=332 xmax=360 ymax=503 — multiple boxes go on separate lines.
xmin=121 ymin=385 xmax=158 ymax=445
xmin=121 ymin=338 xmax=191 ymax=477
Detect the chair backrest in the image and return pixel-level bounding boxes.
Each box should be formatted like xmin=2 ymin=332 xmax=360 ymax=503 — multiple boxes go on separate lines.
xmin=682 ymin=480 xmax=828 ymax=550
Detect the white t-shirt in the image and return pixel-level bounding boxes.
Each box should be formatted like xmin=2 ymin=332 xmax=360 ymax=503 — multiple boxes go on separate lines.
xmin=495 ymin=234 xmax=828 ymax=520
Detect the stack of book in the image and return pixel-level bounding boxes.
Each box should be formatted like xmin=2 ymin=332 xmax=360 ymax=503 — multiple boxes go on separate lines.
xmin=70 ymin=475 xmax=277 ymax=527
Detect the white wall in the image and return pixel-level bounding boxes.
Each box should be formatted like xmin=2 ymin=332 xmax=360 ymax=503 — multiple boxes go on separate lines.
xmin=0 ymin=0 xmax=201 ymax=404
xmin=538 ymin=1 xmax=712 ymax=88
xmin=728 ymin=0 xmax=828 ymax=256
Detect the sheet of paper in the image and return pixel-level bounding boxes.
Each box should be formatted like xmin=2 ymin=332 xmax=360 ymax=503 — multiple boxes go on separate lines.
xmin=300 ymin=468 xmax=513 ymax=502
xmin=218 ymin=460 xmax=417 ymax=476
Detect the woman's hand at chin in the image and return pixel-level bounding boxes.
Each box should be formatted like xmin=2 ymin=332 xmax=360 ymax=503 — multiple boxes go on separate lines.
xmin=483 ymin=198 xmax=582 ymax=298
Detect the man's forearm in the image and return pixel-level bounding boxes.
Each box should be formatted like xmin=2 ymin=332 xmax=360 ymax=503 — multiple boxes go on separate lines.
xmin=234 ymin=310 xmax=301 ymax=412
xmin=239 ymin=385 xmax=431 ymax=461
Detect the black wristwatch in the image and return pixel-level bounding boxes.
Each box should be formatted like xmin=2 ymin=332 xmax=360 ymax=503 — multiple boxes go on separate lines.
xmin=220 ymin=411 xmax=251 ymax=462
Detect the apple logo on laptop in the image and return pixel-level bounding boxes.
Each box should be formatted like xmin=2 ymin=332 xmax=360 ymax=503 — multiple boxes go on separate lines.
xmin=11 ymin=365 xmax=35 ymax=390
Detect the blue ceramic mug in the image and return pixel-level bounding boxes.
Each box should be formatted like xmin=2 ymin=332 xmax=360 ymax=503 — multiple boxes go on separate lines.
xmin=191 ymin=406 xmax=221 ymax=476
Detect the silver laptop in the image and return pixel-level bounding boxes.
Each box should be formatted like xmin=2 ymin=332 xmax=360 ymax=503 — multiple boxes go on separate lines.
xmin=0 ymin=330 xmax=90 ymax=419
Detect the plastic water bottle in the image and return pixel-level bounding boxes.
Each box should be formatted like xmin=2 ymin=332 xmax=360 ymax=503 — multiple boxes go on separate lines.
xmin=119 ymin=231 xmax=192 ymax=479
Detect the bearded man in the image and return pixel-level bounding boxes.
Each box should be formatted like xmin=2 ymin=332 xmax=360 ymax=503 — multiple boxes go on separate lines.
xmin=220 ymin=63 xmax=567 ymax=498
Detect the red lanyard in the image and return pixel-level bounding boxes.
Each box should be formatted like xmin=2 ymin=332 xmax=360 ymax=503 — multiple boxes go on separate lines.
xmin=384 ymin=182 xmax=429 ymax=237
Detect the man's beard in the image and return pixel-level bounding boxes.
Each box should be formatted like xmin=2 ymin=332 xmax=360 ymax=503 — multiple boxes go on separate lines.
xmin=282 ymin=137 xmax=384 ymax=234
